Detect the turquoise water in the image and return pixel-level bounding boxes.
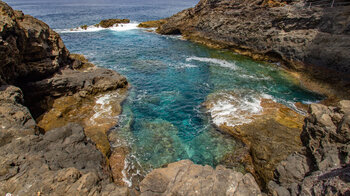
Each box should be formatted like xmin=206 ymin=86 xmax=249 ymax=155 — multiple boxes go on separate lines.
xmin=7 ymin=0 xmax=322 ymax=183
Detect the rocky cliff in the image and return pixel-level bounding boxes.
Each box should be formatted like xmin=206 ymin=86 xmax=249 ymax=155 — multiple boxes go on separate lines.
xmin=152 ymin=0 xmax=350 ymax=98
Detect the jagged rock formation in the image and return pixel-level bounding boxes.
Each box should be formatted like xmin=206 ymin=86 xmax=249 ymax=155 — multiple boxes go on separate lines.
xmin=0 ymin=3 xmax=69 ymax=85
xmin=0 ymin=123 xmax=129 ymax=195
xmin=139 ymin=160 xmax=262 ymax=196
xmin=269 ymin=100 xmax=350 ymax=195
xmin=155 ymin=0 xmax=350 ymax=98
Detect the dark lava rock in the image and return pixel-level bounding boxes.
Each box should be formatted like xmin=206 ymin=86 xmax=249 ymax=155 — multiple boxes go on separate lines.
xmin=268 ymin=100 xmax=350 ymax=196
xmin=0 ymin=123 xmax=128 ymax=195
xmin=0 ymin=85 xmax=36 ymax=147
xmin=0 ymin=2 xmax=70 ymax=84
xmin=23 ymin=67 xmax=128 ymax=118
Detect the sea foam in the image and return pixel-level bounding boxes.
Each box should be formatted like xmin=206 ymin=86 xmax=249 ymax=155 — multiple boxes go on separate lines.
xmin=186 ymin=56 xmax=238 ymax=70
xmin=56 ymin=23 xmax=140 ymax=33
xmin=207 ymin=92 xmax=264 ymax=127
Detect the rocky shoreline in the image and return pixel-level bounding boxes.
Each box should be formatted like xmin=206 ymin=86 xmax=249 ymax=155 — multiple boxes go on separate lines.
xmin=141 ymin=0 xmax=350 ymax=100
xmin=1 ymin=0 xmax=349 ymax=195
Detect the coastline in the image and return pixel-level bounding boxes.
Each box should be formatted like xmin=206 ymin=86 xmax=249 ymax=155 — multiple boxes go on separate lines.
xmin=1 ymin=0 xmax=349 ymax=195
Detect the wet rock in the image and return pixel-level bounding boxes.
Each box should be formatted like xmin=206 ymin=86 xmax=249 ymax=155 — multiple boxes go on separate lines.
xmin=0 ymin=123 xmax=127 ymax=195
xmin=96 ymin=19 xmax=130 ymax=28
xmin=205 ymin=96 xmax=305 ymax=187
xmin=110 ymin=146 xmax=129 ymax=186
xmin=155 ymin=0 xmax=350 ymax=98
xmin=140 ymin=160 xmax=262 ymax=196
xmin=269 ymin=100 xmax=350 ymax=195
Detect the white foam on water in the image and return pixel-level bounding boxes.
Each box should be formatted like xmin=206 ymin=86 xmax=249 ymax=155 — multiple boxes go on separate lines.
xmin=122 ymin=157 xmax=133 ymax=187
xmin=207 ymin=92 xmax=263 ymax=127
xmin=177 ymin=63 xmax=198 ymax=69
xmin=55 ymin=22 xmax=140 ymax=33
xmin=90 ymin=93 xmax=119 ymax=125
xmin=238 ymin=73 xmax=272 ymax=81
xmin=186 ymin=56 xmax=238 ymax=70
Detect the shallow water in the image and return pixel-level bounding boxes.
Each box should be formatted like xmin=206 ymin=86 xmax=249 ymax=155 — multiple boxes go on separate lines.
xmin=7 ymin=0 xmax=323 ymax=185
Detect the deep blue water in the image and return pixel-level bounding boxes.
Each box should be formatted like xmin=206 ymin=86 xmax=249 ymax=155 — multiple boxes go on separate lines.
xmin=6 ymin=0 xmax=323 ymax=184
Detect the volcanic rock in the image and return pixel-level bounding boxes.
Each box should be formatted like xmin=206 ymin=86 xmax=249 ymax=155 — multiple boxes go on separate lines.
xmin=269 ymin=100 xmax=350 ymax=195
xmin=139 ymin=160 xmax=262 ymax=196
xmin=0 ymin=123 xmax=128 ymax=195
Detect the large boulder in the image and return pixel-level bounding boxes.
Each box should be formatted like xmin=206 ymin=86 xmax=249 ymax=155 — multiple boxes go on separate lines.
xmin=140 ymin=160 xmax=262 ymax=196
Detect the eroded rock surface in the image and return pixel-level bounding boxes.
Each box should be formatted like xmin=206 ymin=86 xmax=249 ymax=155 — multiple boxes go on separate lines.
xmin=0 ymin=85 xmax=36 ymax=147
xmin=139 ymin=160 xmax=262 ymax=196
xmin=0 ymin=1 xmax=69 ymax=84
xmin=269 ymin=100 xmax=350 ymax=195
xmin=0 ymin=123 xmax=128 ymax=195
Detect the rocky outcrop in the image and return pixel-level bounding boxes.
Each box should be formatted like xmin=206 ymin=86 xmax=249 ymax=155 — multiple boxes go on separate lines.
xmin=0 ymin=85 xmax=37 ymax=147
xmin=269 ymin=100 xmax=350 ymax=195
xmin=138 ymin=19 xmax=167 ymax=28
xmin=80 ymin=19 xmax=130 ymax=29
xmin=0 ymin=0 xmax=129 ymax=188
xmin=155 ymin=0 xmax=350 ymax=98
xmin=0 ymin=2 xmax=69 ymax=85
xmin=205 ymin=96 xmax=305 ymax=188
xmin=0 ymin=123 xmax=130 ymax=195
xmin=139 ymin=160 xmax=262 ymax=196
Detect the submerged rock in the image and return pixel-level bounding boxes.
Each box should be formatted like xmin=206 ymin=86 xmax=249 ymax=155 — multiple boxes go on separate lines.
xmin=205 ymin=94 xmax=305 ymax=187
xmin=269 ymin=100 xmax=350 ymax=195
xmin=139 ymin=160 xmax=262 ymax=196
